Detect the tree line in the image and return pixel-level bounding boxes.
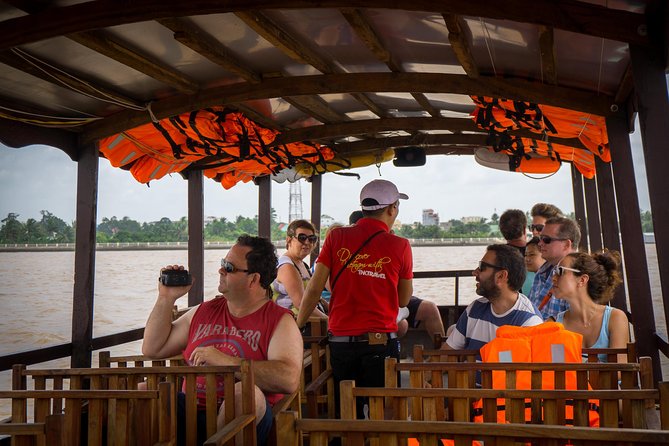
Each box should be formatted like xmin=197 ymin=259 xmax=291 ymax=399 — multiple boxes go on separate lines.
xmin=0 ymin=209 xmax=655 ymax=244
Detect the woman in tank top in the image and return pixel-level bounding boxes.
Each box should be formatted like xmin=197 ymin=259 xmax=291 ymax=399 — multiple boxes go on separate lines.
xmin=549 ymin=250 xmax=629 ymax=362
xmin=272 ymin=219 xmax=326 ymax=317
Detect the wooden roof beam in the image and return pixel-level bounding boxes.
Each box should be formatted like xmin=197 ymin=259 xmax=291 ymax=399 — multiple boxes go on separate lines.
xmin=235 ymin=10 xmax=388 ymax=118
xmin=283 ymin=96 xmax=350 ymax=124
xmin=442 ymin=13 xmax=480 ymax=79
xmin=342 ymin=8 xmax=440 ymax=118
xmin=157 ymin=17 xmax=262 ymax=84
xmin=0 ymin=49 xmax=144 ymax=110
xmin=538 ymin=26 xmax=558 ymax=85
xmin=0 ymin=1 xmax=650 ymax=52
xmin=333 ymin=133 xmax=488 ymax=155
xmin=80 ymin=72 xmax=616 ymax=143
xmin=270 ymin=117 xmax=587 ymax=150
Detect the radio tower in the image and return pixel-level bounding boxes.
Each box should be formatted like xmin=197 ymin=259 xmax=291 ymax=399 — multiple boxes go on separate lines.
xmin=288 ymin=181 xmax=303 ymax=222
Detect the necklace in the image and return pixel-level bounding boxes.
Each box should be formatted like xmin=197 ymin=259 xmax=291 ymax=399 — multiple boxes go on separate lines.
xmin=581 ymin=307 xmax=598 ymax=328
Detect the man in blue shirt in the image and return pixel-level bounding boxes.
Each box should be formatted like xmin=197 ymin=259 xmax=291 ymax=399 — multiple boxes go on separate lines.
xmin=528 ymin=217 xmax=581 ymax=320
xmin=443 ymin=244 xmax=542 ymax=353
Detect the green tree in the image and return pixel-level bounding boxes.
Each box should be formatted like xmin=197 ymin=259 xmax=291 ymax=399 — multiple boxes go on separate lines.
xmin=490 ymin=212 xmax=499 ymax=224
xmin=0 ymin=213 xmax=25 ymax=243
xmin=641 ymin=210 xmax=654 ymax=232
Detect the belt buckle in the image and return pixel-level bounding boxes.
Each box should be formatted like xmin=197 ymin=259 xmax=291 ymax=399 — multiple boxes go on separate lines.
xmin=368 ymin=332 xmax=388 ymax=345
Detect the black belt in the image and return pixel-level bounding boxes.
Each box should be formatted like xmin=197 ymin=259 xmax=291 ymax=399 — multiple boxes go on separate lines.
xmin=328 ymin=332 xmax=398 ymax=343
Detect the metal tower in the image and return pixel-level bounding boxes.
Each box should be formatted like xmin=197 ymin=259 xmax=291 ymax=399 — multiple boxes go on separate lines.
xmin=289 ymin=181 xmax=303 ymax=222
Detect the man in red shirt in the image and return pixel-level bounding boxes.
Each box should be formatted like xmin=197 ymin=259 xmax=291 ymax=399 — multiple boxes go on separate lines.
xmin=142 ymin=235 xmax=303 ymax=445
xmin=297 ymin=179 xmax=413 ymax=417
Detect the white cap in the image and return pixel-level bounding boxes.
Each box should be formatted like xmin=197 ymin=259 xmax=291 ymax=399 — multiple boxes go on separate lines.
xmin=359 ymin=179 xmax=408 ymax=211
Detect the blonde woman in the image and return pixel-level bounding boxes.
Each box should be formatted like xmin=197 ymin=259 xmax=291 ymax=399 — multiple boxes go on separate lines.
xmin=549 ymin=250 xmax=629 ymax=362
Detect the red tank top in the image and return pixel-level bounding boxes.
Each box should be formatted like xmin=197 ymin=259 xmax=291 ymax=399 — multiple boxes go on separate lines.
xmin=183 ymin=297 xmax=290 ymax=407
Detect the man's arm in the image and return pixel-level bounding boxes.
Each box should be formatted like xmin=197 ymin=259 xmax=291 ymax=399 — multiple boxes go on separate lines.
xmin=142 ymin=266 xmax=195 ymax=358
xmin=296 ymin=263 xmax=330 ymax=329
xmin=397 ymin=278 xmax=412 ymax=308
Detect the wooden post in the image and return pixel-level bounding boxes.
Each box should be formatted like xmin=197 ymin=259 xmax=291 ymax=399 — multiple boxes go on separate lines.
xmin=606 ymin=113 xmax=661 ymax=383
xmin=257 ymin=176 xmax=272 ymax=239
xmin=630 ymin=41 xmax=669 ymax=332
xmin=595 ymin=158 xmax=627 ymax=311
xmin=570 ymin=165 xmax=588 ymax=252
xmin=310 ymin=174 xmax=322 ymax=266
xmin=71 ymin=142 xmax=98 ymax=368
xmin=583 ymin=177 xmax=602 ymax=252
xmin=188 ymin=170 xmax=204 ymax=306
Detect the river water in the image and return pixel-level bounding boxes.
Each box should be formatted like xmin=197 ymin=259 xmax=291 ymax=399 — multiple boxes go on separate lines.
xmin=0 ymin=245 xmax=664 ymax=418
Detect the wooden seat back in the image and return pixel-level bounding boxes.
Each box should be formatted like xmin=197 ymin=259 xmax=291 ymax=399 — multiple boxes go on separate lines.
xmin=0 ymin=414 xmax=65 ymax=446
xmin=1 ymin=385 xmax=172 ymax=446
xmin=12 ymin=362 xmax=255 ymax=446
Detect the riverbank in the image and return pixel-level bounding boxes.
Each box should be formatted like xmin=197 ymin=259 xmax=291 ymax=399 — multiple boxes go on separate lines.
xmin=0 ymin=237 xmax=505 ymax=252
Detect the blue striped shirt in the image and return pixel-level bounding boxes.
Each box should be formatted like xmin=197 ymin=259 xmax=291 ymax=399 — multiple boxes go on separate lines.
xmin=446 ymin=294 xmax=543 ymax=353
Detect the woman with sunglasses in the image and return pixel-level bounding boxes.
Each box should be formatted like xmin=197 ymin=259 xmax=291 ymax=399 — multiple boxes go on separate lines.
xmin=272 ymin=219 xmax=327 ymax=317
xmin=549 ymin=250 xmax=629 ymax=362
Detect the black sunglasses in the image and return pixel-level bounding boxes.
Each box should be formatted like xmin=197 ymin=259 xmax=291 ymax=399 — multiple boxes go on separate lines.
xmin=539 ymin=235 xmax=569 ymax=244
xmin=529 ymin=224 xmax=544 ymax=232
xmin=220 ymin=259 xmax=249 ymax=274
xmin=478 ymin=261 xmax=505 ymax=272
xmin=295 ymin=233 xmax=318 ymax=244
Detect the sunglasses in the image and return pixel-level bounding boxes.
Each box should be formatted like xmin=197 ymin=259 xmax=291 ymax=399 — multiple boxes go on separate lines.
xmin=295 ymin=233 xmax=318 ymax=244
xmin=553 ymin=265 xmax=582 ymax=277
xmin=539 ymin=235 xmax=569 ymax=244
xmin=220 ymin=259 xmax=249 ymax=274
xmin=529 ymin=224 xmax=544 ymax=232
xmin=478 ymin=261 xmax=504 ymax=272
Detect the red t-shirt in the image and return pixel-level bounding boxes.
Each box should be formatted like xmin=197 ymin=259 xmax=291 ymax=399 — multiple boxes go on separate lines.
xmin=183 ymin=297 xmax=290 ymax=407
xmin=317 ymin=217 xmax=413 ymax=335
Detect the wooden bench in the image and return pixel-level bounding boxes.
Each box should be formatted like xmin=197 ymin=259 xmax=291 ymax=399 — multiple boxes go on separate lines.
xmin=385 ymin=358 xmax=658 ymax=428
xmin=0 ymin=414 xmax=65 ymax=446
xmin=0 ymin=386 xmax=172 ymax=446
xmin=12 ymin=362 xmax=255 ymax=446
xmin=277 ymin=413 xmax=669 ymax=446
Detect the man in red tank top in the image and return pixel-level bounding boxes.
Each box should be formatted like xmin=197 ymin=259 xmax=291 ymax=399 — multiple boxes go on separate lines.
xmin=142 ymin=235 xmax=303 ymax=446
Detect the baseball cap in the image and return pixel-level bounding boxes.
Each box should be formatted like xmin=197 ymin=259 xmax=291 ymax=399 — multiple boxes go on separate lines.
xmin=359 ymin=179 xmax=408 ymax=211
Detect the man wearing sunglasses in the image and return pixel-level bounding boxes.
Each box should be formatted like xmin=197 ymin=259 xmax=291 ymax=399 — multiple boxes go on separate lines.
xmin=142 ymin=235 xmax=303 ymax=446
xmin=442 ymin=244 xmax=542 ymax=354
xmin=529 ymin=203 xmax=563 ymax=237
xmin=528 ymin=216 xmax=581 ymax=320
xmin=296 ymin=179 xmax=413 ymax=418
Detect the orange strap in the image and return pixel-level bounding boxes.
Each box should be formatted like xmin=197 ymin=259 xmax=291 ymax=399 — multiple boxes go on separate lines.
xmin=537 ymin=291 xmax=552 ymax=310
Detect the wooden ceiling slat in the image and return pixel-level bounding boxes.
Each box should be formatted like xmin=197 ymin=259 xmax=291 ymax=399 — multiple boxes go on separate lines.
xmin=235 ymin=10 xmax=387 ymax=118
xmin=80 ymin=72 xmax=615 ymax=143
xmin=443 ymin=14 xmax=480 ymax=79
xmin=67 ymin=30 xmax=199 ymax=94
xmin=538 ymin=26 xmax=558 ymax=85
xmin=342 ymin=8 xmax=439 ymax=118
xmin=0 ymin=1 xmax=649 ymax=52
xmin=157 ymin=17 xmax=262 ymax=84
xmin=0 ymin=49 xmax=143 ymax=110
xmin=333 ymin=133 xmax=488 ymax=155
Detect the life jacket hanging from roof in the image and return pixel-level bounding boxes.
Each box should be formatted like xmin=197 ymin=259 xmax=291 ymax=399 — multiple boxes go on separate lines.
xmin=98 ymin=107 xmax=336 ymax=188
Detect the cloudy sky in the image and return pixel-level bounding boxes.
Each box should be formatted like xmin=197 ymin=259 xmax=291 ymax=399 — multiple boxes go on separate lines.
xmin=0 ymin=129 xmax=649 ymax=226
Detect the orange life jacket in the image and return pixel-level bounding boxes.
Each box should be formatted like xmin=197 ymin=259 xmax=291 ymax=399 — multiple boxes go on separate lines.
xmin=99 ymin=107 xmax=335 ymax=188
xmin=471 ymin=97 xmax=609 ymax=178
xmin=474 ymin=322 xmax=600 ymax=426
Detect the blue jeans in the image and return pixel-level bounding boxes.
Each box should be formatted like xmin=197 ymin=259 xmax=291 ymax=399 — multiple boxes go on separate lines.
xmin=329 ymin=338 xmax=400 ymax=418
xmin=176 ymin=392 xmax=273 ymax=446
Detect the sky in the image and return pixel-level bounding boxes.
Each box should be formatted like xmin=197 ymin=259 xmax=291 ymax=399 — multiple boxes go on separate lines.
xmin=0 ymin=129 xmax=650 ymax=226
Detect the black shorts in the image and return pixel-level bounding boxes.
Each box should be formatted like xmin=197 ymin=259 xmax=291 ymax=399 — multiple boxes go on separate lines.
xmin=176 ymin=392 xmax=273 ymax=446
xmin=406 ymin=296 xmax=423 ymax=329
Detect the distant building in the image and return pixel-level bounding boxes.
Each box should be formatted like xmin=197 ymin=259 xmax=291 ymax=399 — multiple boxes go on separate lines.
xmin=439 ymin=221 xmax=453 ymax=231
xmin=321 ymin=215 xmax=336 ymax=227
xmin=422 ymin=209 xmax=439 ymax=226
xmin=462 ymin=216 xmax=485 ymax=224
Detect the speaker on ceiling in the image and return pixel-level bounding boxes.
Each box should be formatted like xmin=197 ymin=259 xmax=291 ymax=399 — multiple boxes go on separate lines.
xmin=393 ymin=147 xmax=426 ymax=167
